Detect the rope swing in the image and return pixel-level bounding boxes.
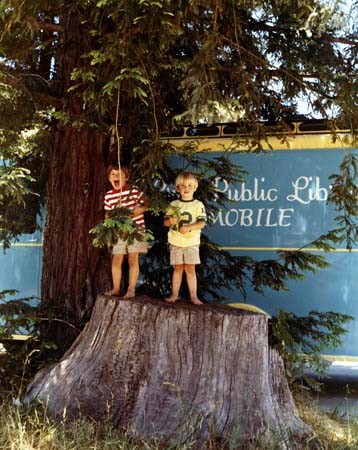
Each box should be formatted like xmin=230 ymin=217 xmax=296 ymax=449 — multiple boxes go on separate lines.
xmin=115 ymin=82 xmax=123 ymax=205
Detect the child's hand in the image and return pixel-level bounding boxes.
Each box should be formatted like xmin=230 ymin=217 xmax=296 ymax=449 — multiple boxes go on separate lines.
xmin=169 ymin=217 xmax=179 ymax=226
xmin=179 ymin=224 xmax=191 ymax=234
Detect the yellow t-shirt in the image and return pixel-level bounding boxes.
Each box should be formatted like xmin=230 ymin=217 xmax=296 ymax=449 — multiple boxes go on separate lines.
xmin=166 ymin=199 xmax=206 ymax=247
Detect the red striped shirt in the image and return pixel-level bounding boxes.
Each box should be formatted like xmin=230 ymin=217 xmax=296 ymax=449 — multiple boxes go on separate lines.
xmin=104 ymin=186 xmax=145 ymax=230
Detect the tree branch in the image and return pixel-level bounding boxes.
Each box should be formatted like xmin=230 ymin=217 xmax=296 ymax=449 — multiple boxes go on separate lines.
xmin=31 ymin=19 xmax=64 ymax=34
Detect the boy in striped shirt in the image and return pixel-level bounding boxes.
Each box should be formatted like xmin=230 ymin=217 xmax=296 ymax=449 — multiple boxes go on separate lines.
xmin=104 ymin=164 xmax=148 ymax=298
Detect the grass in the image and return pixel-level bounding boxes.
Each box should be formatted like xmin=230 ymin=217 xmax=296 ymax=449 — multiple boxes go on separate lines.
xmin=298 ymin=399 xmax=358 ymax=449
xmin=0 ymin=398 xmax=149 ymax=450
xmin=0 ymin=393 xmax=358 ymax=450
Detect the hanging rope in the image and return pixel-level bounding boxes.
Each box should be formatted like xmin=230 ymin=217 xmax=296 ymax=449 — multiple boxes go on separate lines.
xmin=115 ymin=82 xmax=123 ymax=205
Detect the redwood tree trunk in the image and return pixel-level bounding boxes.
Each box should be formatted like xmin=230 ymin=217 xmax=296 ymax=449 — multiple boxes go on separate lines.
xmin=42 ymin=125 xmax=109 ymax=319
xmin=26 ymin=296 xmax=313 ymax=448
xmin=41 ymin=11 xmax=110 ymax=323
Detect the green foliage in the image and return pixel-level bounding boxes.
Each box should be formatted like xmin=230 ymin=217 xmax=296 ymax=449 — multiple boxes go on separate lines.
xmin=327 ymin=152 xmax=358 ymax=250
xmin=90 ymin=206 xmax=154 ymax=248
xmin=2 ymin=0 xmax=354 ymax=132
xmin=250 ymin=250 xmax=330 ymax=294
xmin=0 ymin=290 xmax=79 ymax=396
xmin=133 ymin=138 xmax=249 ymax=214
xmin=269 ymin=309 xmax=354 ymax=390
xmin=197 ymin=237 xmax=252 ymax=302
xmin=198 ymin=246 xmax=332 ymax=302
xmin=132 ymin=140 xmax=176 ymax=214
xmin=0 ymin=80 xmax=49 ymax=249
xmin=0 ymin=164 xmax=39 ymax=249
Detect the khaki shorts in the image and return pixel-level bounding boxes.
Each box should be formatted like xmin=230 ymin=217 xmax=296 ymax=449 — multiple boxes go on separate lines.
xmin=113 ymin=235 xmax=148 ymax=255
xmin=169 ymin=245 xmax=200 ymax=265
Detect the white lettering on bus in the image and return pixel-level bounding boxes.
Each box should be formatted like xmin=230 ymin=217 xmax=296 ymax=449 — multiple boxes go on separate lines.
xmin=214 ymin=177 xmax=278 ymax=202
xmin=287 ymin=176 xmax=330 ymax=204
xmin=212 ymin=208 xmax=294 ymax=227
xmin=153 ymin=179 xmax=175 ymax=194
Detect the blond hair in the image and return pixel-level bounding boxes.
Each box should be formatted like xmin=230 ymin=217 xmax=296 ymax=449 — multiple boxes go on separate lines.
xmin=175 ymin=171 xmax=199 ymax=189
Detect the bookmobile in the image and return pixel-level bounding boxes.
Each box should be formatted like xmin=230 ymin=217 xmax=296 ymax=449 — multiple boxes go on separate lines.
xmin=1 ymin=119 xmax=357 ymax=358
xmin=160 ymin=119 xmax=358 ymax=359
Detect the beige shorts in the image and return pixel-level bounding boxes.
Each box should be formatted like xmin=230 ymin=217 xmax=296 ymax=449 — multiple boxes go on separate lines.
xmin=113 ymin=235 xmax=148 ymax=255
xmin=169 ymin=245 xmax=200 ymax=265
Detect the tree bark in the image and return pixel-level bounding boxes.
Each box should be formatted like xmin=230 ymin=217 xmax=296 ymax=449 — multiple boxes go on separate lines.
xmin=41 ymin=11 xmax=111 ymax=326
xmin=25 ymin=296 xmax=313 ymax=449
xmin=41 ymin=124 xmax=110 ymax=321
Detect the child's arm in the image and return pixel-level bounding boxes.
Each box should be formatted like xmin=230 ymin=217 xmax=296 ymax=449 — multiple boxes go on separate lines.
xmin=179 ymin=219 xmax=206 ymax=234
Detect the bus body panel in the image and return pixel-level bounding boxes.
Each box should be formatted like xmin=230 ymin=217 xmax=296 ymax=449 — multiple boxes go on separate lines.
xmin=1 ymin=123 xmax=356 ymax=356
xmin=0 ymin=229 xmax=42 ymax=303
xmin=163 ymin=128 xmax=357 ymax=358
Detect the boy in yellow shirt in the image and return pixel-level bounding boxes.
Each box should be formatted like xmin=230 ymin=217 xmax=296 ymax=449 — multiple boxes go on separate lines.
xmin=164 ymin=172 xmax=206 ymax=305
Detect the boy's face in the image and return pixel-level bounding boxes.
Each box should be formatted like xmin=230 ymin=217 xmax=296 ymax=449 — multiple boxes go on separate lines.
xmin=176 ymin=180 xmax=197 ymax=201
xmin=108 ymin=169 xmax=128 ymax=190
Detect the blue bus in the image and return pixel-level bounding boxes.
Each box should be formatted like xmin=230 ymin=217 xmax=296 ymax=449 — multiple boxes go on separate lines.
xmin=0 ymin=226 xmax=43 ymax=301
xmin=160 ymin=119 xmax=358 ymax=360
xmin=1 ymin=120 xmax=357 ymax=359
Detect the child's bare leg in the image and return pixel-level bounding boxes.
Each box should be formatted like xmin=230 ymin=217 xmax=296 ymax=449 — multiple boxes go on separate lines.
xmin=166 ymin=264 xmax=184 ymax=302
xmin=124 ymin=252 xmax=139 ymax=298
xmin=105 ymin=254 xmax=124 ymax=296
xmin=184 ymin=264 xmax=202 ymax=305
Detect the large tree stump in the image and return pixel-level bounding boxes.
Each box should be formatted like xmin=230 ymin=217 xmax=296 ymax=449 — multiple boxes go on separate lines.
xmin=25 ymin=296 xmax=312 ymax=448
